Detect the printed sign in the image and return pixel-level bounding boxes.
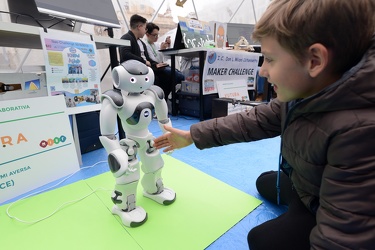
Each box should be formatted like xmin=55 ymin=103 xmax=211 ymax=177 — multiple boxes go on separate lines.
xmin=0 ymin=95 xmax=80 ymax=204
xmin=216 ymin=79 xmax=250 ymax=115
xmin=39 ymin=28 xmax=102 ymax=115
xmin=202 ymin=49 xmax=260 ymax=95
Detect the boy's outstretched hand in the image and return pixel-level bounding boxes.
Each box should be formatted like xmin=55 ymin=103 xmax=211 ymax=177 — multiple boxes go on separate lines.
xmin=154 ymin=125 xmax=193 ymax=152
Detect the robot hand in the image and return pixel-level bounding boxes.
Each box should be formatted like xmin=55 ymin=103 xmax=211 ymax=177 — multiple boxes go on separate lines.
xmin=109 ymin=148 xmax=134 ymax=177
xmin=99 ymin=136 xmax=137 ymax=177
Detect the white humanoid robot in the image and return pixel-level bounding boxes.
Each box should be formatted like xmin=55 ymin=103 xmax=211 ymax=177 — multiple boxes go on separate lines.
xmin=99 ymin=60 xmax=176 ymax=227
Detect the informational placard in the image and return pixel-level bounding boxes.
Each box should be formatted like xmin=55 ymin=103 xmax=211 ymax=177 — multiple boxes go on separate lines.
xmin=0 ymin=73 xmax=48 ymax=101
xmin=0 ymin=95 xmax=80 ymax=204
xmin=202 ymin=49 xmax=260 ymax=95
xmin=39 ymin=28 xmax=102 ymax=115
xmin=177 ymin=16 xmax=214 ymax=49
xmin=213 ymin=22 xmax=227 ymax=49
xmin=216 ymin=79 xmax=250 ymax=115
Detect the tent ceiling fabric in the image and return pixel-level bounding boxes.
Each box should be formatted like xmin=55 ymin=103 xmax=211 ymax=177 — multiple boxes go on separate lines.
xmin=114 ymin=0 xmax=270 ymax=29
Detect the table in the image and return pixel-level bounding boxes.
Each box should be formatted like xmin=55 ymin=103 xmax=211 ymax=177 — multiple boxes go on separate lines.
xmin=162 ymin=47 xmax=208 ymax=120
xmin=162 ymin=47 xmax=263 ymax=120
xmin=0 ymin=21 xmax=130 ymax=164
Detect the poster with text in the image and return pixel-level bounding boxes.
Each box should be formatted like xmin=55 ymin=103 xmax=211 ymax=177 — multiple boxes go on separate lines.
xmin=216 ymin=79 xmax=250 ymax=115
xmin=202 ymin=49 xmax=260 ymax=95
xmin=39 ymin=28 xmax=102 ymax=115
xmin=0 ymin=95 xmax=80 ymax=204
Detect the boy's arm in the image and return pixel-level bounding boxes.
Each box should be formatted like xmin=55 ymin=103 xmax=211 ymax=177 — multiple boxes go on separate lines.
xmin=191 ymin=99 xmax=283 ymax=150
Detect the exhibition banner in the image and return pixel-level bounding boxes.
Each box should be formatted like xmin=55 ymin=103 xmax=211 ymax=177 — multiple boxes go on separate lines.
xmin=202 ymin=49 xmax=261 ymax=95
xmin=39 ymin=28 xmax=102 ymax=115
xmin=0 ymin=95 xmax=80 ymax=204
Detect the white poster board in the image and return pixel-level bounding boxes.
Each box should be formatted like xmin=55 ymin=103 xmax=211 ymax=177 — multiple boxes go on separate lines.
xmin=202 ymin=49 xmax=260 ymax=95
xmin=0 ymin=95 xmax=80 ymax=204
xmin=39 ymin=28 xmax=102 ymax=115
xmin=216 ymin=79 xmax=250 ymax=115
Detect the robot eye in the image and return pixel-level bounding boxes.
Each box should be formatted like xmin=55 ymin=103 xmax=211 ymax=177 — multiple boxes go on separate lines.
xmin=145 ymin=77 xmax=149 ymax=82
xmin=130 ymin=77 xmax=137 ymax=83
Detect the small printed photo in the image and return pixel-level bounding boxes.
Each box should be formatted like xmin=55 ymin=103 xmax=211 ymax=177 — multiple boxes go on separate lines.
xmin=25 ymin=79 xmax=41 ymax=90
xmin=68 ymin=64 xmax=83 ymax=74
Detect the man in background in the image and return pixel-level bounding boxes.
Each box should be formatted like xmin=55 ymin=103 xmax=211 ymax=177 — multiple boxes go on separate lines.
xmin=119 ymin=14 xmax=170 ymax=100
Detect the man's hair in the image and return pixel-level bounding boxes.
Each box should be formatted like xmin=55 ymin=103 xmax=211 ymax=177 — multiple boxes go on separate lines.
xmin=253 ymin=0 xmax=375 ymax=74
xmin=130 ymin=14 xmax=147 ymax=29
xmin=146 ymin=22 xmax=160 ymax=34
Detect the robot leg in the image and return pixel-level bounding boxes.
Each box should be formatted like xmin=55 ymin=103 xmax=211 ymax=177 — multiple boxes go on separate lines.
xmin=139 ymin=138 xmax=176 ymax=205
xmin=111 ymin=180 xmax=147 ymax=227
xmin=101 ymin=136 xmax=147 ymax=227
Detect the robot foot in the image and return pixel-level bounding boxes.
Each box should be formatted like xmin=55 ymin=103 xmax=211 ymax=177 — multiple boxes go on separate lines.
xmin=143 ymin=187 xmax=176 ymax=205
xmin=112 ymin=205 xmax=147 ymax=227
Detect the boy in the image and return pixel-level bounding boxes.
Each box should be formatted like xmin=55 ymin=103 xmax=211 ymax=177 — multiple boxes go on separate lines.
xmin=154 ymin=0 xmax=375 ymax=249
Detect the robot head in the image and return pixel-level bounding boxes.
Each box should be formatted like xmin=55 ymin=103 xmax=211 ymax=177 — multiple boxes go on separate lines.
xmin=112 ymin=60 xmax=155 ymax=93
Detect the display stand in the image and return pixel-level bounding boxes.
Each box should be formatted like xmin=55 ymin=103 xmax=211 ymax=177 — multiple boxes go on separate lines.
xmin=0 ymin=21 xmax=130 ymax=163
xmin=162 ymin=47 xmax=261 ymax=120
xmin=163 ymin=48 xmax=207 ymax=120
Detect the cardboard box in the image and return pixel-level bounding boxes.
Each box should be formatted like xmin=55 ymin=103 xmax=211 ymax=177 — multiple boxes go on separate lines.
xmin=181 ymin=81 xmax=200 ymax=94
xmin=178 ymin=92 xmax=218 ymax=119
xmin=183 ymin=69 xmax=200 ymax=83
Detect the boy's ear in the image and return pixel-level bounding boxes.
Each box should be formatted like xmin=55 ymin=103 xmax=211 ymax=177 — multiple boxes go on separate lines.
xmin=307 ymin=43 xmax=329 ymax=78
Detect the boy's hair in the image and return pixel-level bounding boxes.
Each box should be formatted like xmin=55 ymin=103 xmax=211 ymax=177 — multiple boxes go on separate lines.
xmin=130 ymin=14 xmax=147 ymax=29
xmin=146 ymin=22 xmax=160 ymax=34
xmin=253 ymin=0 xmax=375 ymax=74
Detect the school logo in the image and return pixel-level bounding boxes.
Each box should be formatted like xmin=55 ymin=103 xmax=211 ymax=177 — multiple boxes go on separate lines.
xmin=207 ymin=51 xmax=217 ymax=64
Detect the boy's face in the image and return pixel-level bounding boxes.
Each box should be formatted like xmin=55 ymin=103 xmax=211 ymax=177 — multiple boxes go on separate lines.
xmin=259 ymin=36 xmax=315 ymax=102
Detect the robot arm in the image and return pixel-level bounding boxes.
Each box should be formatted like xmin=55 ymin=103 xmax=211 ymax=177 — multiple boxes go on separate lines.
xmin=99 ymin=94 xmax=132 ymax=177
xmin=100 ymin=95 xmax=121 ymax=138
xmin=158 ymin=118 xmax=172 ymax=134
xmin=144 ymin=85 xmax=172 ymax=133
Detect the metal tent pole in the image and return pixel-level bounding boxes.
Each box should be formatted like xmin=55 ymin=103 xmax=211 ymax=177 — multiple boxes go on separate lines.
xmin=191 ymin=0 xmax=199 ymax=20
xmin=228 ymin=0 xmax=245 ymax=23
xmin=150 ymin=0 xmax=166 ymax=22
xmin=251 ymin=0 xmax=257 ymax=23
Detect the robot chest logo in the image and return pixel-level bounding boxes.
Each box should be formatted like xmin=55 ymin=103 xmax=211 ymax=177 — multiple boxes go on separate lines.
xmin=127 ymin=102 xmax=154 ymax=125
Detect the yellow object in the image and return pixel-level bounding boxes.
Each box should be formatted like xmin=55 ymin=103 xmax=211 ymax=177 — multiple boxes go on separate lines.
xmin=29 ymin=81 xmax=39 ymax=90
